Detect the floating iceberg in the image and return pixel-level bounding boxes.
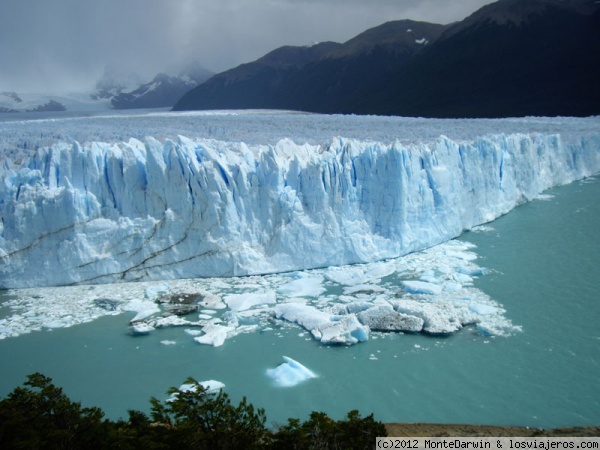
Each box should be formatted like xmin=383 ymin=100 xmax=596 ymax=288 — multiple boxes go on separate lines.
xmin=167 ymin=380 xmax=226 ymax=402
xmin=223 ymin=292 xmax=276 ymax=312
xmin=266 ymin=356 xmax=318 ymax=387
xmin=273 ymin=303 xmax=369 ymax=345
xmin=194 ymin=323 xmax=235 ymax=347
xmin=402 ymin=280 xmax=443 ymax=295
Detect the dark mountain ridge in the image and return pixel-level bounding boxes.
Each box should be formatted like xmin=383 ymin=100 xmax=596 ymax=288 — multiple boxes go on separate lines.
xmin=173 ymin=20 xmax=447 ymax=112
xmin=361 ymin=0 xmax=600 ymax=117
xmin=173 ymin=0 xmax=600 ymax=117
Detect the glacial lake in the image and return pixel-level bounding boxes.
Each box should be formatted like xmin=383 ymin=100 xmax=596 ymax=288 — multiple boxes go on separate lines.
xmin=0 ymin=175 xmax=598 ymax=429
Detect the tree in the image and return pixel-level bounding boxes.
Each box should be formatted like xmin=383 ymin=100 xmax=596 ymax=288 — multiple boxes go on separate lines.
xmin=149 ymin=377 xmax=268 ymax=449
xmin=272 ymin=409 xmax=387 ymax=449
xmin=0 ymin=373 xmax=386 ymax=449
xmin=0 ymin=373 xmax=113 ymax=449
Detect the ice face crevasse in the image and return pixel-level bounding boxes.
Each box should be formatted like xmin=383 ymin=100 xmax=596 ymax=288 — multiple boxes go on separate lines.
xmin=1 ymin=133 xmax=599 ymax=288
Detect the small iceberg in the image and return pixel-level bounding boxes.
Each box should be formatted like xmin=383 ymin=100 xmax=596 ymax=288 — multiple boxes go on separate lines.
xmin=167 ymin=380 xmax=225 ymax=402
xmin=266 ymin=356 xmax=317 ymax=387
xmin=130 ymin=323 xmax=155 ymax=335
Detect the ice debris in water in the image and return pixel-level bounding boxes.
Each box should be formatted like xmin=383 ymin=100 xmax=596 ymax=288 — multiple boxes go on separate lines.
xmin=167 ymin=380 xmax=226 ymax=402
xmin=266 ymin=356 xmax=318 ymax=387
xmin=0 ymin=240 xmax=522 ymax=346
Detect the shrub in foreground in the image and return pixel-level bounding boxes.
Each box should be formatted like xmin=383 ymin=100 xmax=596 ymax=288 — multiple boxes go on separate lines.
xmin=0 ymin=373 xmax=386 ymax=449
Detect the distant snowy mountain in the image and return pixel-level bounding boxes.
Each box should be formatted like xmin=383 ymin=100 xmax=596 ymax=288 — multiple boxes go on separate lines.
xmin=92 ymin=66 xmax=145 ymax=100
xmin=0 ymin=91 xmax=109 ymax=115
xmin=0 ymin=62 xmax=214 ymax=116
xmin=174 ymin=0 xmax=600 ymax=118
xmin=105 ymin=63 xmax=214 ymax=109
xmin=1 ymin=91 xmax=68 ymax=113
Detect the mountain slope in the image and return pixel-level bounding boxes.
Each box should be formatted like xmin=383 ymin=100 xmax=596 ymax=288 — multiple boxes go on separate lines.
xmin=173 ymin=0 xmax=600 ymax=118
xmin=173 ymin=20 xmax=447 ymax=112
xmin=358 ymin=0 xmax=600 ymax=117
xmin=111 ymin=64 xmax=214 ymax=109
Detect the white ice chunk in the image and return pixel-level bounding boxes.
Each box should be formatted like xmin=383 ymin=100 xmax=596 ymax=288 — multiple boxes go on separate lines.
xmin=198 ymin=292 xmax=227 ymax=309
xmin=184 ymin=328 xmax=203 ymax=336
xmin=194 ymin=323 xmax=235 ymax=347
xmin=153 ymin=316 xmax=193 ymax=328
xmin=144 ymin=283 xmax=170 ymax=300
xmin=469 ymin=303 xmax=498 ymax=315
xmin=402 ymin=280 xmax=442 ymax=295
xmin=391 ymin=299 xmax=467 ymax=334
xmin=200 ymin=379 xmax=226 ymax=393
xmin=456 ymin=265 xmax=488 ymax=276
xmin=278 ymin=275 xmax=326 ymax=298
xmin=130 ymin=323 xmax=155 ymax=335
xmin=356 ymin=304 xmax=424 ymax=332
xmin=273 ymin=303 xmax=369 ymax=345
xmin=266 ymin=356 xmax=317 ymax=387
xmin=443 ymin=282 xmax=463 ymax=292
xmin=167 ymin=379 xmax=225 ymax=401
xmin=126 ymin=299 xmax=161 ymax=322
xmin=342 ymin=284 xmax=386 ymax=295
xmin=223 ymin=292 xmax=276 ymax=311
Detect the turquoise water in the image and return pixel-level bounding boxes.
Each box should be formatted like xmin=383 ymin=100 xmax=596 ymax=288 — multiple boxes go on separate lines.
xmin=0 ymin=177 xmax=598 ymax=429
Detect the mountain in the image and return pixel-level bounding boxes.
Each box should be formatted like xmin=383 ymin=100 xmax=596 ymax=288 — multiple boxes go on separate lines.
xmin=173 ymin=20 xmax=447 ymax=112
xmin=93 ymin=63 xmax=214 ymax=109
xmin=0 ymin=92 xmax=93 ymax=114
xmin=173 ymin=0 xmax=600 ymax=118
xmin=110 ymin=63 xmax=214 ymax=109
xmin=358 ymin=0 xmax=600 ymax=117
xmin=92 ymin=66 xmax=145 ymax=100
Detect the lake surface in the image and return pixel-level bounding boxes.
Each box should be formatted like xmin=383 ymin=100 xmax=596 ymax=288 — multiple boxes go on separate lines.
xmin=0 ymin=176 xmax=598 ymax=429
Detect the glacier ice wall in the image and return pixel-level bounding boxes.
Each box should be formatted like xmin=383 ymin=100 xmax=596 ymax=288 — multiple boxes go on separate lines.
xmin=1 ymin=132 xmax=599 ymax=288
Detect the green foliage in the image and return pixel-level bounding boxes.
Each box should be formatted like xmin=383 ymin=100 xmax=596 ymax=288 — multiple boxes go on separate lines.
xmin=148 ymin=377 xmax=268 ymax=449
xmin=0 ymin=372 xmax=113 ymax=449
xmin=0 ymin=373 xmax=386 ymax=449
xmin=271 ymin=409 xmax=387 ymax=449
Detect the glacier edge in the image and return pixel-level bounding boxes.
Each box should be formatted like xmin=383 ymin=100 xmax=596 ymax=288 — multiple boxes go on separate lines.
xmin=1 ymin=132 xmax=599 ymax=288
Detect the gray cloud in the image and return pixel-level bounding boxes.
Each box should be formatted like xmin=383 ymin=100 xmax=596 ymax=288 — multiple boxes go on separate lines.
xmin=0 ymin=0 xmax=496 ymax=93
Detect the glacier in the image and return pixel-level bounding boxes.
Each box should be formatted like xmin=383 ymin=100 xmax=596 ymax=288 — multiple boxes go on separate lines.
xmin=1 ymin=117 xmax=600 ymax=288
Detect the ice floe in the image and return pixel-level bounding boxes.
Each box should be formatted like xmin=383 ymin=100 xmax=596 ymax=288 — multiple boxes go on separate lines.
xmin=224 ymin=292 xmax=276 ymax=311
xmin=167 ymin=379 xmax=226 ymax=402
xmin=0 ymin=240 xmax=521 ymax=346
xmin=273 ymin=303 xmax=369 ymax=345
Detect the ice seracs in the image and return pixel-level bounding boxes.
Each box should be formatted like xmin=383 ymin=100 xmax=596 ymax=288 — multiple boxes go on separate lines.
xmin=1 ymin=124 xmax=598 ymax=289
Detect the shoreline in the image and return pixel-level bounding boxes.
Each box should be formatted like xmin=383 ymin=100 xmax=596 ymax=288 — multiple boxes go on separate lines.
xmin=384 ymin=423 xmax=600 ymax=437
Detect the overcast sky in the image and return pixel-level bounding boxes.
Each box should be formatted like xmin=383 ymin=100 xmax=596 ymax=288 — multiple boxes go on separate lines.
xmin=0 ymin=0 xmax=496 ymax=94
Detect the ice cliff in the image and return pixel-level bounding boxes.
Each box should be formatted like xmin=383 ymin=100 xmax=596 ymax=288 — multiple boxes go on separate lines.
xmin=1 ymin=132 xmax=599 ymax=288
